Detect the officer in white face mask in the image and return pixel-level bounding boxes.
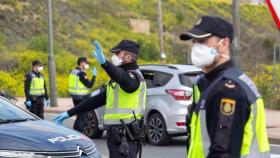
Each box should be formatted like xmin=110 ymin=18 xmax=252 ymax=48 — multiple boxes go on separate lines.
xmin=54 ymin=40 xmax=146 ymax=158
xmin=24 ymin=60 xmax=49 ymax=119
xmin=68 ymin=57 xmax=97 ymax=133
xmin=180 ymin=16 xmax=270 ymax=158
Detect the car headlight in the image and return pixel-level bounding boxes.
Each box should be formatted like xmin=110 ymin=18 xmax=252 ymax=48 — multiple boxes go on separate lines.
xmin=0 ymin=150 xmax=47 ymax=158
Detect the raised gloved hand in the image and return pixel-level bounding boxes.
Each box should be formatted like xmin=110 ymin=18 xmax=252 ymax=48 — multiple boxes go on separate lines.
xmin=53 ymin=112 xmax=70 ymax=126
xmin=92 ymin=67 xmax=97 ymax=76
xmin=92 ymin=40 xmax=106 ymax=64
xmin=25 ymin=100 xmax=32 ymax=109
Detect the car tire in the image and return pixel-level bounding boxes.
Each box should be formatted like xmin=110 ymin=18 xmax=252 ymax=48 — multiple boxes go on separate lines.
xmin=147 ymin=113 xmax=170 ymax=146
xmin=83 ymin=110 xmax=103 ymax=138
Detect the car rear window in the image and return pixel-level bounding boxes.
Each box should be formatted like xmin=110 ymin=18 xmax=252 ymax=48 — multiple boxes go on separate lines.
xmin=179 ymin=72 xmax=199 ymax=87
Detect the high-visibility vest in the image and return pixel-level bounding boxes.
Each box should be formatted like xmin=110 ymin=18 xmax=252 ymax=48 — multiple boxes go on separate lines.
xmin=68 ymin=69 xmax=89 ymax=96
xmin=104 ymin=69 xmax=147 ymax=125
xmin=188 ymin=67 xmax=270 ymax=158
xmin=29 ymin=72 xmax=45 ymax=96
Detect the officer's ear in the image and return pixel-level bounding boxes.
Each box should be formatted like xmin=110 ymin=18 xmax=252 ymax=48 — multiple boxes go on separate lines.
xmin=123 ymin=51 xmax=137 ymax=64
xmin=218 ymin=37 xmax=230 ymax=54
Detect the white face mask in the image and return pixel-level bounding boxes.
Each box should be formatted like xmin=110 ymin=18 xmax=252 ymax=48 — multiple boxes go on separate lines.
xmin=111 ymin=54 xmax=123 ymax=66
xmin=84 ymin=64 xmax=89 ymax=70
xmin=191 ymin=39 xmax=229 ymax=68
xmin=38 ymin=66 xmax=43 ymax=72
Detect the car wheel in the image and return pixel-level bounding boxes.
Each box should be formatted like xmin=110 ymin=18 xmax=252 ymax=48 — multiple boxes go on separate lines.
xmin=83 ymin=110 xmax=103 ymax=138
xmin=147 ymin=113 xmax=170 ymax=146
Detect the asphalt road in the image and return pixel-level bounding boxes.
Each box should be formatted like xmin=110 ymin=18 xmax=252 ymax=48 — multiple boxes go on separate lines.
xmin=45 ymin=113 xmax=280 ymax=158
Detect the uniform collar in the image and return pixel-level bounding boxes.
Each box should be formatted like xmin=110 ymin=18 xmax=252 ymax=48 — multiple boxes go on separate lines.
xmin=205 ymin=60 xmax=235 ymax=81
xmin=119 ymin=62 xmax=139 ymax=71
xmin=32 ymin=70 xmax=41 ymax=75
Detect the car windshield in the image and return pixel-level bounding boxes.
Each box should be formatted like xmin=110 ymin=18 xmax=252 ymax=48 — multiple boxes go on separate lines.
xmin=0 ymin=97 xmax=36 ymax=123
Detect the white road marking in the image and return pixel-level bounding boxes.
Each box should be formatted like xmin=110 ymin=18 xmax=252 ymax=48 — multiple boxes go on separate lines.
xmin=271 ymin=154 xmax=280 ymax=158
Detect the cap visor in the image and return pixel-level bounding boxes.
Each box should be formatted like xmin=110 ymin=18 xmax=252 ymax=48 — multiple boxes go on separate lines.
xmin=180 ymin=28 xmax=212 ymax=41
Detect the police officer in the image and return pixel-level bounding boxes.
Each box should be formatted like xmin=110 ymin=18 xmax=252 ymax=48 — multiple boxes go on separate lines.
xmin=54 ymin=40 xmax=146 ymax=158
xmin=24 ymin=60 xmax=49 ymax=119
xmin=68 ymin=57 xmax=96 ymax=132
xmin=180 ymin=16 xmax=270 ymax=158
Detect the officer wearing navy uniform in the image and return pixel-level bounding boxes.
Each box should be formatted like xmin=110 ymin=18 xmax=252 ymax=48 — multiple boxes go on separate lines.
xmin=24 ymin=60 xmax=49 ymax=119
xmin=54 ymin=40 xmax=146 ymax=158
xmin=180 ymin=16 xmax=270 ymax=158
xmin=68 ymin=57 xmax=96 ymax=132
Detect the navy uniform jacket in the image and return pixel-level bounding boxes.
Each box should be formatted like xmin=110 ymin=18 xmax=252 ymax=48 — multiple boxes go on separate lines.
xmin=196 ymin=60 xmax=250 ymax=158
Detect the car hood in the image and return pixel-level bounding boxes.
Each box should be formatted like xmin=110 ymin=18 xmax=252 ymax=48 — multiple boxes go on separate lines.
xmin=0 ymin=120 xmax=93 ymax=151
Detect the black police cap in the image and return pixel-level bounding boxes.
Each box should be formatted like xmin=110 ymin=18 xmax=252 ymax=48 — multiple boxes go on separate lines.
xmin=77 ymin=57 xmax=88 ymax=65
xmin=110 ymin=40 xmax=140 ymax=55
xmin=180 ymin=16 xmax=233 ymax=42
xmin=32 ymin=60 xmax=42 ymax=66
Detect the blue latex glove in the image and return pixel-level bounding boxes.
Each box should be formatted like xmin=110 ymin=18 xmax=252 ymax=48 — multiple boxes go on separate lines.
xmin=92 ymin=67 xmax=97 ymax=76
xmin=53 ymin=112 xmax=70 ymax=126
xmin=92 ymin=40 xmax=106 ymax=64
xmin=25 ymin=101 xmax=32 ymax=108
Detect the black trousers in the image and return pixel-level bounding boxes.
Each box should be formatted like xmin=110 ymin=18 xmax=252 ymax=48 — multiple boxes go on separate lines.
xmin=30 ymin=96 xmax=44 ymax=119
xmin=107 ymin=127 xmax=139 ymax=158
xmin=72 ymin=97 xmax=87 ymax=133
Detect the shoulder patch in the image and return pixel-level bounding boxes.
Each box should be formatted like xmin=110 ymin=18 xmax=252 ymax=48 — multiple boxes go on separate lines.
xmin=224 ymin=80 xmax=236 ymax=89
xmin=220 ymin=98 xmax=236 ymax=116
xmin=239 ymin=74 xmax=260 ymax=97
xmin=128 ymin=72 xmax=136 ymax=79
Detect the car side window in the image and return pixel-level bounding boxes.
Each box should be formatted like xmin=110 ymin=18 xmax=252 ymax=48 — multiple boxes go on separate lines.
xmin=153 ymin=72 xmax=172 ymax=87
xmin=141 ymin=71 xmax=155 ymax=88
xmin=179 ymin=73 xmax=198 ymax=87
xmin=141 ymin=70 xmax=172 ymax=88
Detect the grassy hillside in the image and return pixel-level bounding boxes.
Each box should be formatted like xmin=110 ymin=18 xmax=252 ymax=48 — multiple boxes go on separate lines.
xmin=0 ymin=0 xmax=279 ymax=107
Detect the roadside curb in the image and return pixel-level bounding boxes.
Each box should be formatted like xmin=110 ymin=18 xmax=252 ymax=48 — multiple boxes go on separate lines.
xmin=45 ymin=109 xmax=65 ymax=114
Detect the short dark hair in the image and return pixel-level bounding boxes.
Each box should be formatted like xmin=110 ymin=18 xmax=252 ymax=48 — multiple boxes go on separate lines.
xmin=77 ymin=57 xmax=88 ymax=65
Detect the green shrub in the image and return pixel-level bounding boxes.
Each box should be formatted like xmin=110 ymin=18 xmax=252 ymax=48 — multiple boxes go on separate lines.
xmin=28 ymin=35 xmax=63 ymax=54
xmin=250 ymin=64 xmax=280 ymax=109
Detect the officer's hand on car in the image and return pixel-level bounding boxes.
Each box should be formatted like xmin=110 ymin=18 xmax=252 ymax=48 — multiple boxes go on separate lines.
xmin=92 ymin=67 xmax=97 ymax=76
xmin=25 ymin=100 xmax=32 ymax=109
xmin=92 ymin=40 xmax=106 ymax=64
xmin=53 ymin=112 xmax=70 ymax=126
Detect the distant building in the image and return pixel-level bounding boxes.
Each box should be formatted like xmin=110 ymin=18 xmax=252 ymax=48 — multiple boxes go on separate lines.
xmin=129 ymin=19 xmax=150 ymax=35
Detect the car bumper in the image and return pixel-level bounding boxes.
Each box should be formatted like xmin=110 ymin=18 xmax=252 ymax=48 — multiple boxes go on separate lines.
xmin=166 ymin=114 xmax=187 ymax=135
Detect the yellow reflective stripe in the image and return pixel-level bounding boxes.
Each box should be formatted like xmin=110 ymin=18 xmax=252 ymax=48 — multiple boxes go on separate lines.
xmin=193 ymin=85 xmax=200 ymax=104
xmin=105 ymin=82 xmax=116 ymax=109
xmin=241 ymin=104 xmax=254 ymax=155
xmin=104 ymin=114 xmax=143 ymax=120
xmin=241 ymin=98 xmax=270 ymax=156
xmin=188 ymin=113 xmax=205 ymax=158
xmin=255 ymin=98 xmax=270 ymax=152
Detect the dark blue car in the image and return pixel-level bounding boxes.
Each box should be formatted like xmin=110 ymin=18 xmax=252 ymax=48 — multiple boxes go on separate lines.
xmin=0 ymin=96 xmax=100 ymax=158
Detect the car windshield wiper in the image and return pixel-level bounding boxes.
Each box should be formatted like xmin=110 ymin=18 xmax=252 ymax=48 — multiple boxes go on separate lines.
xmin=0 ymin=118 xmax=36 ymax=123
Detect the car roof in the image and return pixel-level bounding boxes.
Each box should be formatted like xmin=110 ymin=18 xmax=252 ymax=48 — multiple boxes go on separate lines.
xmin=139 ymin=64 xmax=201 ymax=74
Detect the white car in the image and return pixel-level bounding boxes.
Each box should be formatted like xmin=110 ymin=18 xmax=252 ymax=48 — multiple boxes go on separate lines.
xmin=83 ymin=64 xmax=200 ymax=146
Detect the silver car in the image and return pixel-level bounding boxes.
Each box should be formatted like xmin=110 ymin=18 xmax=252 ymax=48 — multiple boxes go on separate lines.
xmin=84 ymin=64 xmax=200 ymax=146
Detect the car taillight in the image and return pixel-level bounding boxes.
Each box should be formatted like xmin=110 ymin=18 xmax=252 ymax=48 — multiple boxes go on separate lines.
xmin=165 ymin=89 xmax=192 ymax=101
xmin=176 ymin=122 xmax=186 ymax=126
